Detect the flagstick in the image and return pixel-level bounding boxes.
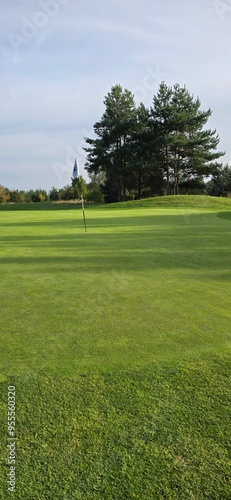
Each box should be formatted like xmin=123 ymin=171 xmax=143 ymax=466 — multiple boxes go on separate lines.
xmin=81 ymin=194 xmax=87 ymax=232
xmin=72 ymin=157 xmax=87 ymax=232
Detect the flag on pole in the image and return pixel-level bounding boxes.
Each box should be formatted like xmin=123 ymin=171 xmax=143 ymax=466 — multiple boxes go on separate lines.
xmin=81 ymin=195 xmax=87 ymax=232
xmin=72 ymin=158 xmax=87 ymax=232
xmin=72 ymin=158 xmax=79 ymax=179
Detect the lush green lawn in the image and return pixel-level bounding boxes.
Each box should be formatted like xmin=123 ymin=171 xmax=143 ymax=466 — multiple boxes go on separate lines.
xmin=0 ymin=197 xmax=230 ymax=498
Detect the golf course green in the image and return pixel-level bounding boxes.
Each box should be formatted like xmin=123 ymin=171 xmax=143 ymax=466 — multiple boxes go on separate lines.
xmin=0 ymin=196 xmax=230 ymax=499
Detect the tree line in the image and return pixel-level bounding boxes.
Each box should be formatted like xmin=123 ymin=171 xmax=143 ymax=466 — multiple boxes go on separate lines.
xmin=1 ymin=81 xmax=231 ymax=204
xmin=0 ymin=176 xmax=104 ymax=204
xmin=84 ymin=82 xmax=226 ymax=202
xmin=1 ymin=163 xmax=231 ymax=205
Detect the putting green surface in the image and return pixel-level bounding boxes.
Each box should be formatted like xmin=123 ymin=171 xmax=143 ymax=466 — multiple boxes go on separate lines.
xmin=0 ymin=204 xmax=231 ymax=376
xmin=0 ymin=198 xmax=230 ymax=499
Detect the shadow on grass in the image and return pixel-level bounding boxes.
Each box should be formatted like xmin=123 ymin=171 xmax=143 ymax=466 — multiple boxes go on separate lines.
xmin=0 ymin=211 xmax=221 ymax=229
xmin=0 ymin=212 xmax=230 ymax=278
xmin=217 ymin=211 xmax=231 ymax=221
xmin=1 ymin=233 xmax=231 ymax=281
xmin=1 ymin=254 xmax=231 ymax=279
xmin=0 ymin=203 xmax=85 ymax=211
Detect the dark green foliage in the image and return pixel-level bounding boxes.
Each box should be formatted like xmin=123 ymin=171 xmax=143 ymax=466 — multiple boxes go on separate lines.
xmin=84 ymin=83 xmax=224 ymax=201
xmin=49 ymin=186 xmax=60 ymax=201
xmin=31 ymin=192 xmax=41 ymax=202
xmin=30 ymin=189 xmax=48 ymax=202
xmin=127 ymin=103 xmax=165 ymax=198
xmin=85 ymin=188 xmax=104 ymax=203
xmin=206 ymin=164 xmax=231 ymax=197
xmin=150 ymin=83 xmax=224 ymax=194
xmin=8 ymin=190 xmax=26 ymax=203
xmin=71 ymin=176 xmax=87 ymax=199
xmin=59 ymin=184 xmax=74 ymax=201
xmin=178 ymin=177 xmax=207 ymax=195
xmin=86 ymin=173 xmax=105 ymax=203
xmin=24 ymin=189 xmax=36 ymax=203
xmin=85 ymin=84 xmax=138 ymax=202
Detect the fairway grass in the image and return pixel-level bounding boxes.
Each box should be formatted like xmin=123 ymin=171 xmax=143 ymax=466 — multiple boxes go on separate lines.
xmin=0 ymin=197 xmax=230 ymax=498
xmin=0 ymin=203 xmax=231 ymax=375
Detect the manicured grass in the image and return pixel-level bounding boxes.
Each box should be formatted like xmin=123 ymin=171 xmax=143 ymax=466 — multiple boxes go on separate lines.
xmin=0 ymin=196 xmax=230 ymax=498
xmin=1 ymin=359 xmax=231 ymax=499
xmin=0 ymin=201 xmax=231 ymax=375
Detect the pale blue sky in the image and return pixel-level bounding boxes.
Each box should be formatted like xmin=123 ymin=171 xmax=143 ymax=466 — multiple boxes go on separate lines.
xmin=1 ymin=0 xmax=231 ymax=190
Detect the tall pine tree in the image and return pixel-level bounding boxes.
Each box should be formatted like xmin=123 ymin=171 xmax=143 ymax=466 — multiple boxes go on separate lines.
xmin=84 ymin=84 xmax=137 ymax=202
xmin=150 ymin=83 xmax=224 ymax=194
xmin=84 ymin=82 xmax=224 ymax=201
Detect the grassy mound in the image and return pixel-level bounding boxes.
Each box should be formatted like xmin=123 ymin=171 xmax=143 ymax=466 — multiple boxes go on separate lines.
xmin=1 ymin=195 xmax=231 ymax=212
xmin=101 ymin=195 xmax=231 ymax=210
